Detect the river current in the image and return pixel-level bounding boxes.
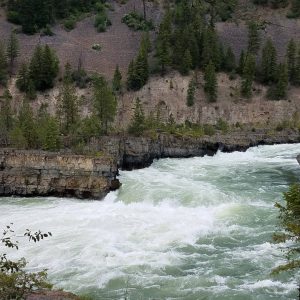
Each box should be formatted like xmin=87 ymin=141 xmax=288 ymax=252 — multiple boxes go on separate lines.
xmin=1 ymin=144 xmax=300 ymax=299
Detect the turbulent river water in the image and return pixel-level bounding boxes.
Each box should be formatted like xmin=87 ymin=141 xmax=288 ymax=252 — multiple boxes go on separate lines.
xmin=1 ymin=144 xmax=300 ymax=299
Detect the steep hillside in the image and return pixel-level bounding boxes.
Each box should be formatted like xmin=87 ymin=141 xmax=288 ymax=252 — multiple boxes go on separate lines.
xmin=1 ymin=0 xmax=300 ymax=137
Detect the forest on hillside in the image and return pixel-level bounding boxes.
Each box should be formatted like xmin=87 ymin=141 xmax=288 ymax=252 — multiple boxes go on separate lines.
xmin=0 ymin=0 xmax=300 ymax=152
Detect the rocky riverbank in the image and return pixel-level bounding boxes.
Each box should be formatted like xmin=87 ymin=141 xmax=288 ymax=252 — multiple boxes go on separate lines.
xmin=0 ymin=128 xmax=299 ymax=200
xmin=95 ymin=128 xmax=300 ymax=170
xmin=0 ymin=149 xmax=119 ymax=199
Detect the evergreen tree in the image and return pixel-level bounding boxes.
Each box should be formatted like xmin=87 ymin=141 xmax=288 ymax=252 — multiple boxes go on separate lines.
xmin=38 ymin=115 xmax=60 ymax=151
xmin=9 ymin=126 xmax=27 ymax=148
xmin=238 ymin=50 xmax=246 ymax=75
xmin=272 ymin=183 xmax=300 ymax=274
xmin=204 ymin=60 xmax=217 ymax=102
xmin=42 ymin=45 xmax=59 ymax=89
xmin=135 ymin=45 xmax=149 ymax=86
xmin=112 ymin=65 xmax=122 ymax=92
xmin=127 ymin=60 xmax=136 ymax=90
xmin=92 ymin=75 xmax=117 ymax=133
xmin=29 ymin=44 xmax=59 ymax=91
xmin=16 ymin=62 xmax=30 ymax=92
xmin=29 ymin=44 xmax=43 ymax=90
xmin=126 ymin=41 xmax=149 ymax=90
xmin=273 ymin=63 xmax=288 ymax=100
xmin=0 ymin=89 xmax=14 ymax=145
xmin=57 ymin=64 xmax=79 ymax=133
xmin=241 ymin=53 xmax=256 ymax=98
xmin=201 ymin=26 xmax=221 ymax=69
xmin=289 ymin=0 xmax=300 ymax=18
xmin=180 ymin=49 xmax=192 ymax=75
xmin=6 ymin=31 xmax=19 ymax=75
xmin=247 ymin=21 xmax=261 ymax=55
xmin=286 ymin=39 xmax=297 ymax=83
xmin=294 ymin=48 xmax=300 ymax=86
xmin=156 ymin=15 xmax=171 ymax=75
xmin=18 ymin=100 xmax=38 ymax=148
xmin=128 ymin=98 xmax=145 ymax=135
xmin=260 ymin=38 xmax=277 ymax=84
xmin=223 ymin=46 xmax=236 ymax=72
xmin=141 ymin=31 xmax=151 ymax=53
xmin=187 ymin=77 xmax=196 ymax=106
xmin=0 ymin=43 xmax=8 ymax=86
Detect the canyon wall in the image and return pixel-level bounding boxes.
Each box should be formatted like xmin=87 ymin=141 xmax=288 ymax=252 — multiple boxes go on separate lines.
xmin=1 ymin=129 xmax=299 ymax=199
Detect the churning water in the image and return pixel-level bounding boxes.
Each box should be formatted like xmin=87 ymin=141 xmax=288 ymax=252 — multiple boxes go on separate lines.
xmin=1 ymin=144 xmax=300 ymax=299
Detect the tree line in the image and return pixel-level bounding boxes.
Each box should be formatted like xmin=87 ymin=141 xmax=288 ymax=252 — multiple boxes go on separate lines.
xmin=125 ymin=0 xmax=298 ymax=105
xmin=6 ymin=0 xmax=99 ymax=34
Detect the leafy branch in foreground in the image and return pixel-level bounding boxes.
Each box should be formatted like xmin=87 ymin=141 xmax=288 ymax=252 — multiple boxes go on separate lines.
xmin=0 ymin=224 xmax=52 ymax=299
xmin=273 ymin=183 xmax=300 ymax=274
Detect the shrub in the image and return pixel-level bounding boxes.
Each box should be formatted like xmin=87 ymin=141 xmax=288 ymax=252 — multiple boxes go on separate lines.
xmin=92 ymin=43 xmax=101 ymax=51
xmin=63 ymin=16 xmax=77 ymax=31
xmin=0 ymin=225 xmax=53 ymax=299
xmin=122 ymin=12 xmax=154 ymax=31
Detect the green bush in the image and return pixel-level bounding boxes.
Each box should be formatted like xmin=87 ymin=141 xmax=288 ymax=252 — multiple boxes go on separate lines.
xmin=216 ymin=118 xmax=230 ymax=133
xmin=64 ymin=16 xmax=77 ymax=31
xmin=122 ymin=12 xmax=154 ymax=31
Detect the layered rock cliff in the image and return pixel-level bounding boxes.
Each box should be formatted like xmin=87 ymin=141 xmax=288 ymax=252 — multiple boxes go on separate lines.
xmin=0 ymin=150 xmax=119 ymax=199
xmin=1 ymin=129 xmax=299 ymax=199
xmin=95 ymin=129 xmax=300 ymax=170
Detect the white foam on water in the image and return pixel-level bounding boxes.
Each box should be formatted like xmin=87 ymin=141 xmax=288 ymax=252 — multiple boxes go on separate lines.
xmin=0 ymin=143 xmax=300 ymax=298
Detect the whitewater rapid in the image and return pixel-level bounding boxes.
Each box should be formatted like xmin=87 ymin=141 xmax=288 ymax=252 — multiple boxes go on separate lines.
xmin=0 ymin=144 xmax=300 ymax=299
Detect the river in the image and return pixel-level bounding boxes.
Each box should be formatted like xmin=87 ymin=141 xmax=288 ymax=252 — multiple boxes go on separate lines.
xmin=1 ymin=144 xmax=300 ymax=299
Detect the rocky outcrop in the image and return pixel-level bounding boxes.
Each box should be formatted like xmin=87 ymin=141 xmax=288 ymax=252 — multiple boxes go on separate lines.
xmin=92 ymin=129 xmax=300 ymax=170
xmin=297 ymin=155 xmax=300 ymax=165
xmin=1 ymin=129 xmax=299 ymax=199
xmin=0 ymin=150 xmax=119 ymax=199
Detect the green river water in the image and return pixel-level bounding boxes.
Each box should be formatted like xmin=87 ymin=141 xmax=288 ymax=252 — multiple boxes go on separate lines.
xmin=0 ymin=143 xmax=300 ymax=299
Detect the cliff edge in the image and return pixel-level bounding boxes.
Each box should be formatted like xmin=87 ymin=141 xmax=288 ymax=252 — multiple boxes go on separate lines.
xmin=0 ymin=150 xmax=120 ymax=199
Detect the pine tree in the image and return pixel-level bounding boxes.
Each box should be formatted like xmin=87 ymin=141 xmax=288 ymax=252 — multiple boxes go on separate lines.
xmin=128 ymin=97 xmax=145 ymax=135
xmin=29 ymin=44 xmax=59 ymax=91
xmin=238 ymin=50 xmax=246 ymax=75
xmin=273 ymin=63 xmax=288 ymax=100
xmin=16 ymin=63 xmax=30 ymax=92
xmin=39 ymin=116 xmax=60 ymax=151
xmin=126 ymin=41 xmax=149 ymax=91
xmin=180 ymin=49 xmax=192 ymax=75
xmin=92 ymin=75 xmax=117 ymax=133
xmin=260 ymin=38 xmax=277 ymax=84
xmin=18 ymin=100 xmax=38 ymax=148
xmin=42 ymin=44 xmax=59 ymax=89
xmin=156 ymin=17 xmax=171 ymax=75
xmin=127 ymin=60 xmax=136 ymax=90
xmin=241 ymin=53 xmax=256 ymax=98
xmin=187 ymin=77 xmax=196 ymax=106
xmin=204 ymin=60 xmax=217 ymax=102
xmin=289 ymin=0 xmax=300 ymax=18
xmin=247 ymin=21 xmax=261 ymax=55
xmin=6 ymin=31 xmax=19 ymax=75
xmin=294 ymin=48 xmax=300 ymax=86
xmin=135 ymin=45 xmax=149 ymax=87
xmin=0 ymin=89 xmax=14 ymax=144
xmin=112 ymin=65 xmax=122 ymax=92
xmin=286 ymin=39 xmax=297 ymax=83
xmin=141 ymin=31 xmax=151 ymax=53
xmin=223 ymin=46 xmax=236 ymax=72
xmin=201 ymin=26 xmax=221 ymax=69
xmin=57 ymin=64 xmax=79 ymax=133
xmin=0 ymin=43 xmax=8 ymax=86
